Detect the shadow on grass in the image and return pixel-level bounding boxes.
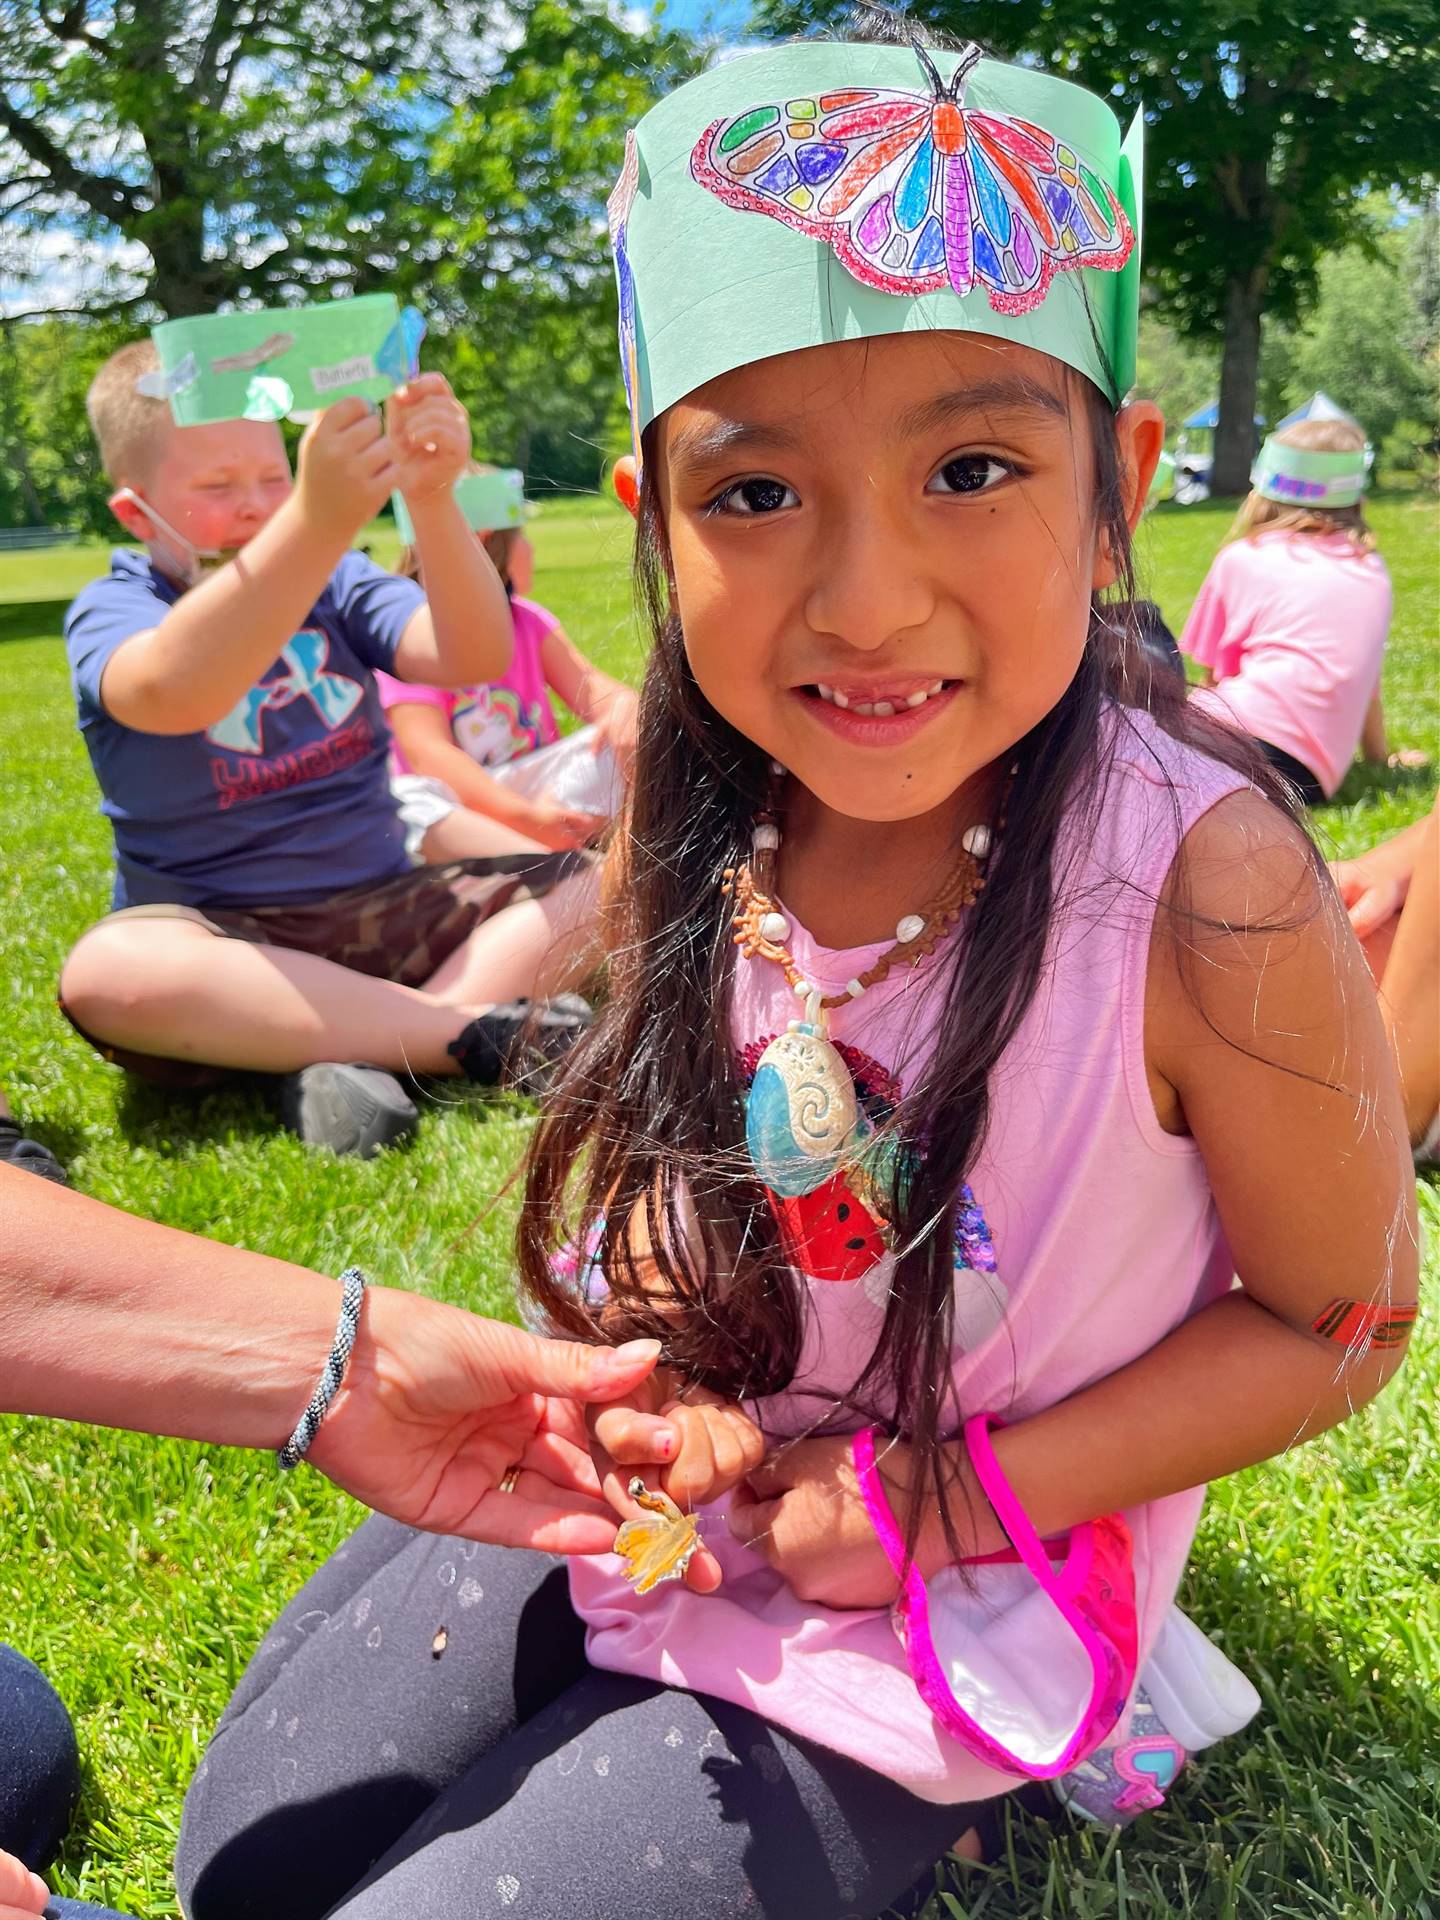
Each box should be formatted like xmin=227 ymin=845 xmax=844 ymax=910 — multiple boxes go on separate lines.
xmin=0 ymin=600 xmax=70 ymax=644
xmin=1330 ymin=758 xmax=1436 ymax=809
xmin=114 ymin=1073 xmax=291 ymax=1153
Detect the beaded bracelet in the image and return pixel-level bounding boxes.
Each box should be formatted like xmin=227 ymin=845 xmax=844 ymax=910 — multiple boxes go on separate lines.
xmin=276 ymin=1266 xmax=369 ymax=1471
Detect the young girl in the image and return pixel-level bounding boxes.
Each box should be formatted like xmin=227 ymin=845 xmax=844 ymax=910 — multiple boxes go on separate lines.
xmin=176 ymin=28 xmax=1416 ymax=1920
xmin=1179 ymin=418 xmax=1419 ymax=805
xmin=378 ymin=467 xmax=639 ymax=858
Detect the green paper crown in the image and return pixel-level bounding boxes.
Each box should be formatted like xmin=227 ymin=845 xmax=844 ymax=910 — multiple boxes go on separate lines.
xmin=608 ymin=38 xmax=1144 ymax=450
xmin=391 ymin=469 xmax=526 ymax=545
xmin=1251 ymin=437 xmax=1368 ymax=510
xmin=146 ymin=295 xmax=422 ymax=425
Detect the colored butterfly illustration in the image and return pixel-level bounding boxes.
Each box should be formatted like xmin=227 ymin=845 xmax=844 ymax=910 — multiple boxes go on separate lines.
xmin=376 ymin=304 xmax=428 ymax=386
xmin=607 ymin=130 xmax=643 ymax=469
xmin=689 ymin=41 xmax=1133 ymax=315
xmin=613 ymin=1477 xmax=701 ymax=1595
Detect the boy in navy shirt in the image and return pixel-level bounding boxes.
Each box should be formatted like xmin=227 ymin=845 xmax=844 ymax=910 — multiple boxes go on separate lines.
xmin=59 ymin=341 xmax=594 ymax=1153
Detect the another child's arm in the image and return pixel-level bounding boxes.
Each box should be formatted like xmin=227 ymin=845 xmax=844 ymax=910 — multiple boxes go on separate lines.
xmin=540 ymin=623 xmax=639 ymax=769
xmin=385 ymin=375 xmax=513 ymax=688
xmin=100 ymin=399 xmax=397 ymax=734
xmin=733 ymin=791 xmax=1418 ymax=1601
xmin=387 ymin=697 xmax=603 ymax=851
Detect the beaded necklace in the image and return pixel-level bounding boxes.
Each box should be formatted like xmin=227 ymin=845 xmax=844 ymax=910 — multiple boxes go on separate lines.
xmin=723 ymin=772 xmax=1001 ymax=1201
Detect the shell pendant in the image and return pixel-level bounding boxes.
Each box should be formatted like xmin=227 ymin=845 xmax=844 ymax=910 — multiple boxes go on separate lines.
xmin=745 ymin=995 xmax=865 ymax=1197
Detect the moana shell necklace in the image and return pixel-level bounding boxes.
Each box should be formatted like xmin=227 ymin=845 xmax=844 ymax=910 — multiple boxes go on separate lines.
xmin=722 ymin=772 xmax=999 ymax=1202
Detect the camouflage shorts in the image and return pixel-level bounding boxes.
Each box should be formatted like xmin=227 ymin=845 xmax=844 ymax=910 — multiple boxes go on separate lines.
xmin=62 ymin=852 xmax=588 ymax=1088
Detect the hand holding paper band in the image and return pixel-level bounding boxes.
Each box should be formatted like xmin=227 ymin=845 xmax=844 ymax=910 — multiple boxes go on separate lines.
xmin=386 ymin=374 xmax=472 ymax=505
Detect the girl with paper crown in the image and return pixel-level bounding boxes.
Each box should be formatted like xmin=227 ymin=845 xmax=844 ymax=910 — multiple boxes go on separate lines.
xmin=175 ymin=25 xmax=1416 ymax=1920
xmin=1180 ymin=416 xmax=1422 ymax=803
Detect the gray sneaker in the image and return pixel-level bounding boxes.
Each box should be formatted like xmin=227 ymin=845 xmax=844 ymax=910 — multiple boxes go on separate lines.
xmin=280 ymin=1063 xmax=418 ymax=1158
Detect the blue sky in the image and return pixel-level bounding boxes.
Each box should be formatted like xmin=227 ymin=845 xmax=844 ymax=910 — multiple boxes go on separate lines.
xmin=660 ymin=0 xmax=754 ymax=32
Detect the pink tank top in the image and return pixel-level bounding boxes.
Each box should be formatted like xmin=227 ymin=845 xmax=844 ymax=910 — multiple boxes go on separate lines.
xmin=571 ymin=708 xmax=1250 ymax=1803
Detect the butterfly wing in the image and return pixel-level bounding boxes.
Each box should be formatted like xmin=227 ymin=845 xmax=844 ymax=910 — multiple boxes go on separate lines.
xmin=691 ymin=87 xmax=958 ymax=297
xmin=962 ymin=113 xmax=1133 ymax=316
xmin=614 ymin=1484 xmax=700 ymax=1595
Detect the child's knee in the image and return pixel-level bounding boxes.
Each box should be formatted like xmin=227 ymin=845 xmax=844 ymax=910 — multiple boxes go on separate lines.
xmin=58 ymin=919 xmax=203 ymax=1033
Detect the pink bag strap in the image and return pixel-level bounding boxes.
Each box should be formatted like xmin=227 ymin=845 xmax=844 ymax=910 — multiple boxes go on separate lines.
xmin=852 ymin=1418 xmax=1131 ymax=1779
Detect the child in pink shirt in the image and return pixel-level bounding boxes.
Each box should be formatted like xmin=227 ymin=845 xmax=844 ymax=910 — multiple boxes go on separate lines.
xmin=1179 ymin=420 xmax=1409 ymax=803
xmin=378 ymin=481 xmax=638 ymax=856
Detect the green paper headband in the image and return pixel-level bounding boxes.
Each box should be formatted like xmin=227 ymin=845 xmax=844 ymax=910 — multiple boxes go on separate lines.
xmin=1251 ymin=437 xmax=1367 ymax=510
xmin=391 ymin=469 xmax=526 ymax=545
xmin=145 ymin=296 xmax=425 ymax=425
xmin=608 ymin=37 xmax=1143 ymax=455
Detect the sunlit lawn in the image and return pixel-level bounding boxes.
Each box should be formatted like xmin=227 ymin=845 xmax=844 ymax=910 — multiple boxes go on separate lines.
xmin=1 ymin=491 xmax=1436 ymax=1917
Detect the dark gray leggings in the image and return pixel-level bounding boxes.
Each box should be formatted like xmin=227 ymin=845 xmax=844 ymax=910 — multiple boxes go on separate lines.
xmin=177 ymin=1516 xmax=985 ymax=1920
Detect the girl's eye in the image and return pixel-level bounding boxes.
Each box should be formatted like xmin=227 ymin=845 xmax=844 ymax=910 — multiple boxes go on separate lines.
xmin=710 ymin=477 xmax=798 ymax=517
xmin=927 ymin=455 xmax=1013 ymax=497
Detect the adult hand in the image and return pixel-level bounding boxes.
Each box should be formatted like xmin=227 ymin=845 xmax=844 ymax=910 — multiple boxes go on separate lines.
xmin=307 ymin=1286 xmax=661 ymax=1554
xmin=295 ymin=396 xmax=398 ymax=543
xmin=0 ymin=1846 xmax=48 ymax=1918
xmin=387 ymin=372 xmax=471 ymax=504
xmin=727 ymin=1433 xmax=914 ymax=1610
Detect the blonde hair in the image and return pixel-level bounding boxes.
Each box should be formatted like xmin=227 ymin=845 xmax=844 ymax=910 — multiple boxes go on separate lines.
xmin=85 ymin=340 xmax=174 ymax=487
xmin=1227 ymin=417 xmax=1375 ymax=551
xmin=392 ymin=461 xmax=519 ymax=585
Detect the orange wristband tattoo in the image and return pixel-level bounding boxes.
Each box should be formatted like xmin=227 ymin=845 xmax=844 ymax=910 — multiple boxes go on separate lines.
xmin=1310 ymin=1297 xmax=1418 ymax=1352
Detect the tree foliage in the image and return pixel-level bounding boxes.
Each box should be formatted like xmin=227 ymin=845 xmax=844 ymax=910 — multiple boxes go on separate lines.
xmin=0 ymin=0 xmax=695 ymax=510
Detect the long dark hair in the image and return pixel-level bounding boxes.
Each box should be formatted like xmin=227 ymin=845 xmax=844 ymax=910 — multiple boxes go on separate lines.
xmin=517 ymin=26 xmax=1316 ymax=1569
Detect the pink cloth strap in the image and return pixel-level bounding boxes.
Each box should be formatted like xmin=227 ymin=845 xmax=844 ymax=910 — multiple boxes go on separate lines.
xmin=852 ymin=1418 xmax=1138 ymax=1778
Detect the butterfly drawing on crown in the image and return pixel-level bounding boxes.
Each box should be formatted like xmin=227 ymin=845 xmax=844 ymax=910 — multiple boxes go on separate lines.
xmin=688 ymin=41 xmax=1133 ymax=315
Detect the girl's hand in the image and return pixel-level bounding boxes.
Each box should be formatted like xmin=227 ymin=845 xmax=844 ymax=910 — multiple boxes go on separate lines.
xmin=727 ymin=1434 xmax=907 ymax=1610
xmin=386 ymin=373 xmax=471 ymax=503
xmin=1331 ymin=851 xmax=1408 ymax=944
xmin=590 ymin=687 xmax=640 ymax=774
xmin=0 ymin=1846 xmax=49 ymax=1917
xmin=589 ymin=1373 xmax=765 ymax=1593
xmin=512 ymin=791 xmax=606 ymax=852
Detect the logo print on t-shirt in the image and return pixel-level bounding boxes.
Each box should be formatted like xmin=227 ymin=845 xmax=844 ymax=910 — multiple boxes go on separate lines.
xmin=452 ymin=687 xmax=548 ymax=767
xmin=207 ymin=630 xmax=363 ymax=756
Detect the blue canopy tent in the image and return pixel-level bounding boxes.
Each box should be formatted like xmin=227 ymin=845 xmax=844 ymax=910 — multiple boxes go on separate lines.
xmin=1182 ymin=401 xmax=1265 ymax=431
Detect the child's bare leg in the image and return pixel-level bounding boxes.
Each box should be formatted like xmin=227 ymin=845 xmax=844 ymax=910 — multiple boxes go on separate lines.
xmin=1378 ymin=803 xmax=1439 ymax=1142
xmin=419 ymin=809 xmax=546 ymax=862
xmin=422 ymin=865 xmax=602 ymax=1006
xmin=60 ymin=918 xmax=481 ymax=1076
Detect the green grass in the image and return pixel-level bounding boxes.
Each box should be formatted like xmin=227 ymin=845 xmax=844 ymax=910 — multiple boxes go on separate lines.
xmin=1 ymin=493 xmax=1436 ymax=1919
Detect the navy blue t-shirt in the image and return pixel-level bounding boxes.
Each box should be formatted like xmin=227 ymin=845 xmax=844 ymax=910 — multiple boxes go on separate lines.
xmin=65 ymin=549 xmax=425 ymax=909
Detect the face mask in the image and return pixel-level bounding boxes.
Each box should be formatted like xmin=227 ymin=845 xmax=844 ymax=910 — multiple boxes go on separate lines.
xmin=113 ymin=487 xmax=244 ymax=588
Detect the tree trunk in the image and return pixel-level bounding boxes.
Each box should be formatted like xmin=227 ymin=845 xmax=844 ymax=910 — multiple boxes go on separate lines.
xmin=1212 ymin=271 xmax=1265 ymax=496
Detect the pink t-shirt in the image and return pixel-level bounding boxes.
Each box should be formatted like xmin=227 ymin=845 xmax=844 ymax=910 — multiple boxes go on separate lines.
xmin=1179 ymin=530 xmax=1391 ymax=798
xmin=376 ymin=595 xmax=562 ymax=773
xmin=571 ymin=708 xmax=1250 ymax=1804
